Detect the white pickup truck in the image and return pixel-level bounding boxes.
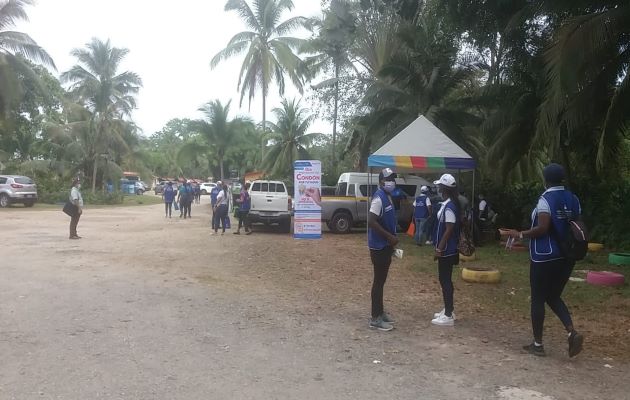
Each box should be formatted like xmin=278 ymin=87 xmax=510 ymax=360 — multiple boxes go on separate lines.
xmin=248 ymin=180 xmax=292 ymax=233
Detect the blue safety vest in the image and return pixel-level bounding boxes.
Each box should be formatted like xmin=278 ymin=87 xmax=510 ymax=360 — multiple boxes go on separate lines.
xmin=210 ymin=187 xmax=220 ymax=206
xmin=414 ymin=195 xmax=429 ymax=219
xmin=530 ymin=187 xmax=581 ymax=263
xmin=368 ymin=188 xmax=397 ymax=250
xmin=434 ymin=199 xmax=460 ymax=257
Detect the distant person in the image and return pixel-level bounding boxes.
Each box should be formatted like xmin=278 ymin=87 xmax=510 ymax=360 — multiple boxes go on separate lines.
xmin=234 ymin=182 xmax=252 ymax=235
xmin=431 ymin=174 xmax=461 ymax=327
xmin=68 ymin=178 xmax=83 ymax=239
xmin=459 ymin=191 xmax=470 ymax=220
xmin=177 ymin=181 xmax=193 ymax=219
xmin=413 ymin=185 xmax=432 ymax=246
xmin=501 ymin=163 xmax=583 ymax=358
xmin=213 ymin=183 xmax=229 ymax=235
xmin=210 ymin=181 xmax=222 ymax=230
xmin=367 ymin=168 xmax=399 ymax=332
xmin=163 ymin=181 xmax=176 ymax=218
xmin=194 ymin=182 xmax=201 ymax=204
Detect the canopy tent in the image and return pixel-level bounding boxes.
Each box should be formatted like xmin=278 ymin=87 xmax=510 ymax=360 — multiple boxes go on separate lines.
xmin=367 ymin=115 xmax=476 ymax=172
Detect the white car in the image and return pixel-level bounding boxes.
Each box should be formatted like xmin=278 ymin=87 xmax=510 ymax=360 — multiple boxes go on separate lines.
xmin=248 ymin=180 xmax=292 ymax=233
xmin=199 ymin=182 xmax=217 ymax=195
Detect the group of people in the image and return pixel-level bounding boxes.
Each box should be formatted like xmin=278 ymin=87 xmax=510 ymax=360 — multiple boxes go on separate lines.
xmin=161 ymin=179 xmax=253 ymax=236
xmin=367 ymin=164 xmax=584 ymax=358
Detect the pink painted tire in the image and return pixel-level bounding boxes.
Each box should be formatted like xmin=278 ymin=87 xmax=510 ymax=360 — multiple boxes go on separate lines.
xmin=586 ymin=271 xmax=626 ymax=287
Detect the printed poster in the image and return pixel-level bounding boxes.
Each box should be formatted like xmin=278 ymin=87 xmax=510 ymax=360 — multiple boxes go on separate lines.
xmin=293 ymin=160 xmax=322 ymax=239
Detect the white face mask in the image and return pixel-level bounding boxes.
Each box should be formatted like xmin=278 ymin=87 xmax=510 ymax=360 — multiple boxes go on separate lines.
xmin=383 ymin=181 xmax=396 ymax=193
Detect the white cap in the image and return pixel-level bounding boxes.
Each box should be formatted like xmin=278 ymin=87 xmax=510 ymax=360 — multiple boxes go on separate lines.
xmin=420 ymin=185 xmax=429 ymax=193
xmin=433 ymin=174 xmax=456 ymax=188
xmin=217 ymin=180 xmax=222 ymax=185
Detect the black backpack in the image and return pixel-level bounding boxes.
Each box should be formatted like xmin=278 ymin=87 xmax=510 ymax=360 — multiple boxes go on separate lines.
xmin=553 ymin=192 xmax=588 ymax=262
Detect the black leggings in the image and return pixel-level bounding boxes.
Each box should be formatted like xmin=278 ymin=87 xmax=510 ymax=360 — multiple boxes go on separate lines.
xmin=438 ymin=254 xmax=458 ymax=317
xmin=238 ymin=210 xmax=250 ymax=231
xmin=530 ymin=259 xmax=574 ymax=343
xmin=370 ymin=247 xmax=393 ymax=318
xmin=165 ymin=202 xmax=172 ymax=216
xmin=214 ymin=204 xmax=228 ymax=233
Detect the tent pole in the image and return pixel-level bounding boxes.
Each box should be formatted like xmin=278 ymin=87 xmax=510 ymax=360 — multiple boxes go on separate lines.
xmin=471 ymin=168 xmax=475 ymax=241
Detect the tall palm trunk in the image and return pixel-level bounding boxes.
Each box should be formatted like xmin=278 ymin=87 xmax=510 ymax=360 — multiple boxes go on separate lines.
xmin=219 ymin=155 xmax=225 ymax=181
xmin=261 ymin=94 xmax=266 ymax=162
xmin=91 ymin=157 xmax=98 ymax=194
xmin=332 ymin=63 xmax=340 ymax=168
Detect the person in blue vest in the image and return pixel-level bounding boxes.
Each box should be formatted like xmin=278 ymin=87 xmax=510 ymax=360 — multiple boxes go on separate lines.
xmin=210 ymin=181 xmax=222 ymax=230
xmin=367 ymin=168 xmax=399 ymax=331
xmin=501 ymin=163 xmax=583 ymax=358
xmin=431 ymin=174 xmax=461 ymax=327
xmin=234 ymin=182 xmax=252 ymax=235
xmin=163 ymin=181 xmax=176 ymax=218
xmin=413 ymin=185 xmax=432 ymax=246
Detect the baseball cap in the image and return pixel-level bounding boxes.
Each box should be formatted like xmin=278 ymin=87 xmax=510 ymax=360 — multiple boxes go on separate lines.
xmin=217 ymin=180 xmax=222 ymax=185
xmin=378 ymin=168 xmax=397 ymax=182
xmin=420 ymin=185 xmax=429 ymax=193
xmin=543 ymin=163 xmax=565 ymax=184
xmin=433 ymin=174 xmax=456 ymax=188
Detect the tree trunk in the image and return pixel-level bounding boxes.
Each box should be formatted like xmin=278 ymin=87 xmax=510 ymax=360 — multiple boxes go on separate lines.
xmin=332 ymin=63 xmax=339 ymax=169
xmin=261 ymin=94 xmax=266 ymax=164
xmin=91 ymin=157 xmax=98 ymax=194
xmin=219 ymin=155 xmax=225 ymax=181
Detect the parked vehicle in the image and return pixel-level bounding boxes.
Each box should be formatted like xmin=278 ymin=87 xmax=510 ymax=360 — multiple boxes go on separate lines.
xmin=154 ymin=182 xmax=166 ymax=195
xmin=134 ymin=181 xmax=148 ymax=195
xmin=321 ymin=172 xmax=431 ymax=234
xmin=248 ymin=180 xmax=292 ymax=233
xmin=199 ymin=182 xmax=216 ymax=195
xmin=0 ymin=175 xmax=38 ymax=208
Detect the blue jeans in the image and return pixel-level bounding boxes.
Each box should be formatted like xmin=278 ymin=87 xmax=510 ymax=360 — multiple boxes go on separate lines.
xmin=415 ymin=218 xmax=428 ymax=244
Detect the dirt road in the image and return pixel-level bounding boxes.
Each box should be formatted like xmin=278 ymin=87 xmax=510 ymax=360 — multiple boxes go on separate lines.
xmin=1 ymin=202 xmax=627 ymax=399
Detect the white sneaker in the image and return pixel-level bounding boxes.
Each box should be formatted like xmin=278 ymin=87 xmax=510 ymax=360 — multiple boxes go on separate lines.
xmin=431 ymin=314 xmax=455 ymax=326
xmin=425 ymin=241 xmax=432 ymax=245
xmin=433 ymin=309 xmax=456 ymax=320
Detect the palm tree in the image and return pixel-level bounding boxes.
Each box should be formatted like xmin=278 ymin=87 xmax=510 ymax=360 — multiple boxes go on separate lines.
xmin=0 ymin=0 xmax=55 ymax=117
xmin=302 ymin=0 xmax=356 ymax=168
xmin=261 ymin=98 xmax=320 ymax=176
xmin=211 ymin=0 xmax=309 ymax=160
xmin=61 ymin=38 xmax=142 ymax=193
xmin=536 ymin=1 xmax=630 ymax=175
xmin=178 ymin=100 xmax=253 ymax=181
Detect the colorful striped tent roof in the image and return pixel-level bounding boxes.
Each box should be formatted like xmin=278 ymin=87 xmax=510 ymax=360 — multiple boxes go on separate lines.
xmin=368 ymin=115 xmax=476 ymax=172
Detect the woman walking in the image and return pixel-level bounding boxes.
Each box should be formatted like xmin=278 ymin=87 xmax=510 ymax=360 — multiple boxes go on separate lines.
xmin=213 ymin=183 xmax=229 ymax=235
xmin=234 ymin=182 xmax=252 ymax=235
xmin=501 ymin=163 xmax=583 ymax=357
xmin=163 ymin=181 xmax=176 ymax=218
xmin=431 ymin=174 xmax=461 ymax=326
xmin=69 ymin=178 xmax=83 ymax=239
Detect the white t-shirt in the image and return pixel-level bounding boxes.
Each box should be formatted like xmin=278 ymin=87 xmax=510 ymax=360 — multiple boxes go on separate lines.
xmin=437 ymin=199 xmax=456 ymax=224
xmin=369 ymin=196 xmax=382 ymax=216
xmin=216 ymin=190 xmax=226 ymax=206
xmin=479 ymin=199 xmax=487 ymax=212
xmin=70 ymin=187 xmax=83 ymax=207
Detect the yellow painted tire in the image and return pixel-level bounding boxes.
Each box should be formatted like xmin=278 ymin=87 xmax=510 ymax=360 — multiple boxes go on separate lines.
xmin=588 ymin=242 xmax=604 ymax=252
xmin=459 ymin=253 xmax=476 ymax=262
xmin=462 ymin=267 xmax=501 ymax=284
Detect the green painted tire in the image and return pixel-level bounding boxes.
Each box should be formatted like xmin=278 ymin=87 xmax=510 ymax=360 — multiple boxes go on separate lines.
xmin=609 ymin=253 xmax=630 ymax=266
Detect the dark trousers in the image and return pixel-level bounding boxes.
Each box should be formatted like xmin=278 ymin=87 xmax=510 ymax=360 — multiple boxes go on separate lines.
xmin=165 ymin=202 xmax=172 ymax=217
xmin=238 ymin=210 xmax=250 ymax=231
xmin=69 ymin=212 xmax=81 ymax=237
xmin=370 ymin=246 xmax=393 ymax=318
xmin=438 ymin=254 xmax=458 ymax=316
xmin=213 ymin=204 xmax=228 ymax=233
xmin=530 ymin=259 xmax=574 ymax=343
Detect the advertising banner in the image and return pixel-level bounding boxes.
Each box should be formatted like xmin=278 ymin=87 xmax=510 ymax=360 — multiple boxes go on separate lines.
xmin=293 ymin=160 xmax=322 ymax=239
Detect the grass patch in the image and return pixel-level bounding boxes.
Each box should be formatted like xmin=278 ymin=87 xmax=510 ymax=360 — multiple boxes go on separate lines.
xmin=399 ymin=235 xmax=630 ymax=316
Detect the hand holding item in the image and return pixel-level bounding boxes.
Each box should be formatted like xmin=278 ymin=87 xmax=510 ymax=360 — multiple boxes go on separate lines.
xmin=304 ymin=187 xmax=322 ymax=206
xmin=499 ymin=228 xmax=520 ymax=238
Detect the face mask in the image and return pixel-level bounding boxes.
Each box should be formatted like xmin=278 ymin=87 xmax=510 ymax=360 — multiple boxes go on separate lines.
xmin=383 ymin=181 xmax=396 ymax=193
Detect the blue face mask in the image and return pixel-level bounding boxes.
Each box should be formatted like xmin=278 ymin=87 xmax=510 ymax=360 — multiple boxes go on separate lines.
xmin=383 ymin=181 xmax=396 ymax=193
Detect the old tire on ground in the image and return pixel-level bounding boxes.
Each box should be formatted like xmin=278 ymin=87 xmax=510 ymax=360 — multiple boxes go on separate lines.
xmin=462 ymin=266 xmax=501 ymax=284
xmin=331 ymin=212 xmax=352 ymax=234
xmin=588 ymin=242 xmax=604 ymax=252
xmin=609 ymin=253 xmax=630 ymax=266
xmin=586 ymin=271 xmax=625 ymax=287
xmin=0 ymin=193 xmax=10 ymax=208
xmin=459 ymin=253 xmax=476 ymax=262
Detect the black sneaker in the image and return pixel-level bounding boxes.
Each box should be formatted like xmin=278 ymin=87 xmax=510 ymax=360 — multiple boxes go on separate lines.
xmin=568 ymin=331 xmax=584 ymax=358
xmin=522 ymin=342 xmax=546 ymax=357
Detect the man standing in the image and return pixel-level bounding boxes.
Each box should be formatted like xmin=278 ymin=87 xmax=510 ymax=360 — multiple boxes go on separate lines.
xmin=413 ymin=186 xmax=432 ymax=245
xmin=367 ymin=168 xmax=399 ymax=331
xmin=210 ymin=181 xmax=222 ymax=229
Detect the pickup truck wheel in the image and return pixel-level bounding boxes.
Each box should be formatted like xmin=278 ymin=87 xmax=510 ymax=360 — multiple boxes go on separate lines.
xmin=201 ymin=189 xmax=207 ymax=195
xmin=331 ymin=212 xmax=352 ymax=234
xmin=279 ymin=219 xmax=291 ymax=234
